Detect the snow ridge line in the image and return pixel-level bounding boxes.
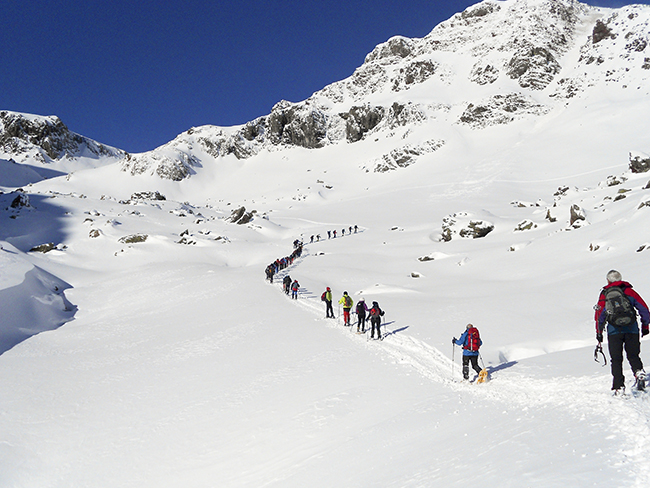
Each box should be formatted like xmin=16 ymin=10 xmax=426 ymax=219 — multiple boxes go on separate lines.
xmin=270 ymin=250 xmax=650 ymax=483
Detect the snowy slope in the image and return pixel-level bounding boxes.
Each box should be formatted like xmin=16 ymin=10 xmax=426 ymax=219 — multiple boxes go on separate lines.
xmin=2 ymin=0 xmax=650 ymax=486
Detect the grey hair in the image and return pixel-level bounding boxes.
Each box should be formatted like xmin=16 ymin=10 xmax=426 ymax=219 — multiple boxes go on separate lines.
xmin=606 ymin=270 xmax=622 ymax=283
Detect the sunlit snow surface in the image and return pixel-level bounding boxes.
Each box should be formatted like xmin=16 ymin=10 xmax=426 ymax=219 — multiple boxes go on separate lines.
xmin=2 ymin=0 xmax=650 ymax=486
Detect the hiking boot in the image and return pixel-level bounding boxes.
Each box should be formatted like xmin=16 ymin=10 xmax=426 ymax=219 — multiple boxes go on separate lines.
xmin=613 ymin=387 xmax=626 ymax=396
xmin=634 ymin=371 xmax=646 ymax=391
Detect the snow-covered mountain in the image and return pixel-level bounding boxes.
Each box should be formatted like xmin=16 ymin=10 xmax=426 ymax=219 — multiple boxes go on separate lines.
xmin=2 ymin=0 xmax=650 ymax=486
xmin=119 ymin=0 xmax=649 ymax=178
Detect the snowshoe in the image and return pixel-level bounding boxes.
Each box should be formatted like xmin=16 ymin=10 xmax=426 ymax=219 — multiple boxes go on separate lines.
xmin=634 ymin=371 xmax=646 ymax=392
xmin=477 ymin=369 xmax=489 ymax=384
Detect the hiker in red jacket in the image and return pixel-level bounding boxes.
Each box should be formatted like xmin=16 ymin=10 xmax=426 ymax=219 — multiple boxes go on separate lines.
xmin=595 ymin=270 xmax=649 ymax=393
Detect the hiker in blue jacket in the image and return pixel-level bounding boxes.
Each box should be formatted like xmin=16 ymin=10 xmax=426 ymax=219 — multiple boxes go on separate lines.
xmin=453 ymin=324 xmax=483 ymax=380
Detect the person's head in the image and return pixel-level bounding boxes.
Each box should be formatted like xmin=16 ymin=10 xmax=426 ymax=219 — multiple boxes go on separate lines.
xmin=466 ymin=323 xmax=473 ymax=330
xmin=343 ymin=291 xmax=348 ymax=295
xmin=326 ymin=287 xmax=331 ymax=291
xmin=373 ymin=301 xmax=378 ymax=306
xmin=607 ymin=270 xmax=622 ymax=283
xmin=359 ymin=298 xmax=365 ymax=302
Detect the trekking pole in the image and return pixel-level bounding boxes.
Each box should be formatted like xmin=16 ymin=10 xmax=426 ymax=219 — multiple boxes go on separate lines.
xmin=452 ymin=343 xmax=456 ymax=378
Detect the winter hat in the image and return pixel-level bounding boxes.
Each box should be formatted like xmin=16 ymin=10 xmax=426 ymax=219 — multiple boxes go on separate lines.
xmin=373 ymin=301 xmax=378 ymax=306
xmin=607 ymin=270 xmax=622 ymax=283
xmin=343 ymin=291 xmax=348 ymax=295
xmin=466 ymin=323 xmax=473 ymax=330
xmin=326 ymin=287 xmax=331 ymax=291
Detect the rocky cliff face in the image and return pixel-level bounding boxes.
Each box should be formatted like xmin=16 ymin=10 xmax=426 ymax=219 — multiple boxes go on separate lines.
xmin=0 ymin=111 xmax=125 ymax=165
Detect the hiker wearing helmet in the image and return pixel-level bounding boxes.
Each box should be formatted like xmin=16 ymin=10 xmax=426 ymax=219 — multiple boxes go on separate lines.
xmin=322 ymin=287 xmax=334 ymax=318
xmin=453 ymin=324 xmax=483 ymax=380
xmin=595 ymin=270 xmax=649 ymax=394
xmin=338 ymin=292 xmax=353 ymax=326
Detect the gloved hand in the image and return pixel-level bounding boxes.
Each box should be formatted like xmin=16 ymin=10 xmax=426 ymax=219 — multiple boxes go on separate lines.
xmin=642 ymin=326 xmax=649 ymax=337
xmin=596 ymin=332 xmax=603 ymax=343
xmin=452 ymin=337 xmax=456 ymax=345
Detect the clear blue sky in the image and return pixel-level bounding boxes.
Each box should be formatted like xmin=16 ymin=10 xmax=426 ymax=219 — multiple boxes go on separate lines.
xmin=0 ymin=0 xmax=645 ymax=153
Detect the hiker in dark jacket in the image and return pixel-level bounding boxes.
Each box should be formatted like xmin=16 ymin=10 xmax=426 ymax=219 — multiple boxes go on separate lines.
xmin=595 ymin=270 xmax=649 ymax=393
xmin=453 ymin=324 xmax=483 ymax=380
xmin=369 ymin=301 xmax=384 ymax=339
xmin=356 ymin=298 xmax=368 ymax=332
xmin=283 ymin=275 xmax=292 ymax=295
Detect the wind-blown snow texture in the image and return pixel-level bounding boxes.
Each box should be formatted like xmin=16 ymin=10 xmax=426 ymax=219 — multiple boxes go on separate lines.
xmin=2 ymin=0 xmax=650 ymax=486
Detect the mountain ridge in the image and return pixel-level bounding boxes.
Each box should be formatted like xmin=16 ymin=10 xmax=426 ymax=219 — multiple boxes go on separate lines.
xmin=1 ymin=0 xmax=649 ymax=182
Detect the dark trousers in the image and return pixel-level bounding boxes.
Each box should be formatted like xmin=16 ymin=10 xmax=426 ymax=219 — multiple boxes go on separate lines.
xmin=370 ymin=317 xmax=381 ymax=338
xmin=608 ymin=333 xmax=644 ymax=390
xmin=325 ymin=301 xmax=334 ymax=318
xmin=357 ymin=314 xmax=366 ymax=331
xmin=462 ymin=355 xmax=482 ymax=379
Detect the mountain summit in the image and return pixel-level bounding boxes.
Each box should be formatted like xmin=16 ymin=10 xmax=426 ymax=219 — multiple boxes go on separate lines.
xmin=1 ymin=0 xmax=649 ymax=181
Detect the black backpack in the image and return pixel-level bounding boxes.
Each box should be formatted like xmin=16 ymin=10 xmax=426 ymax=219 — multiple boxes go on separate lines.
xmin=604 ymin=286 xmax=636 ymax=327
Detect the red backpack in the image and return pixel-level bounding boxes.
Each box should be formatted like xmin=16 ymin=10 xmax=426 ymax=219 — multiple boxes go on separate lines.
xmin=466 ymin=327 xmax=481 ymax=352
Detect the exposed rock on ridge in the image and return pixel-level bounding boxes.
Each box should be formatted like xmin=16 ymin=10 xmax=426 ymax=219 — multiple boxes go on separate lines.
xmin=0 ymin=111 xmax=125 ymax=165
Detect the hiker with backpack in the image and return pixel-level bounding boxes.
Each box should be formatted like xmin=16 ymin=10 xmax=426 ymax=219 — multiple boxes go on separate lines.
xmin=339 ymin=292 xmax=353 ymax=326
xmin=291 ymin=280 xmax=300 ymax=300
xmin=369 ymin=301 xmax=384 ymax=339
xmin=452 ymin=324 xmax=483 ymax=380
xmin=595 ymin=270 xmax=649 ymax=393
xmin=283 ymin=275 xmax=292 ymax=295
xmin=356 ymin=298 xmax=368 ymax=332
xmin=322 ymin=287 xmax=334 ymax=318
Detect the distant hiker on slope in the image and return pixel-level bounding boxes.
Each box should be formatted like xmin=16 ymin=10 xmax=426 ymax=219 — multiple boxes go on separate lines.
xmin=339 ymin=292 xmax=353 ymax=326
xmin=595 ymin=270 xmax=649 ymax=394
xmin=356 ymin=298 xmax=368 ymax=332
xmin=322 ymin=287 xmax=334 ymax=318
xmin=453 ymin=324 xmax=483 ymax=380
xmin=369 ymin=301 xmax=384 ymax=339
xmin=283 ymin=275 xmax=292 ymax=295
xmin=291 ymin=280 xmax=300 ymax=300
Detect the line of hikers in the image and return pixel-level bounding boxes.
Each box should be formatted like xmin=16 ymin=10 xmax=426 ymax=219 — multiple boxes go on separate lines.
xmin=265 ymin=242 xmax=303 ymax=283
xmin=266 ymin=241 xmax=648 ymax=391
xmin=305 ymin=226 xmax=360 ymax=243
xmin=321 ymin=289 xmax=385 ymax=339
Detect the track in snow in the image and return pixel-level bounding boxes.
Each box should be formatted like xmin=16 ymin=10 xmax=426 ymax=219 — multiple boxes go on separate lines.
xmin=271 ymin=252 xmax=650 ymax=486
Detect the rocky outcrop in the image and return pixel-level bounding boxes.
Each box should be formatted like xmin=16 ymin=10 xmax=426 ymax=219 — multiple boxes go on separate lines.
xmin=227 ymin=206 xmax=256 ymax=225
xmin=629 ymin=151 xmax=650 ymax=173
xmin=459 ymin=93 xmax=549 ymax=128
xmin=440 ymin=212 xmax=494 ymax=241
xmin=506 ymin=45 xmax=561 ymax=90
xmin=373 ymin=139 xmax=444 ymax=172
xmin=0 ymin=111 xmax=124 ymax=164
